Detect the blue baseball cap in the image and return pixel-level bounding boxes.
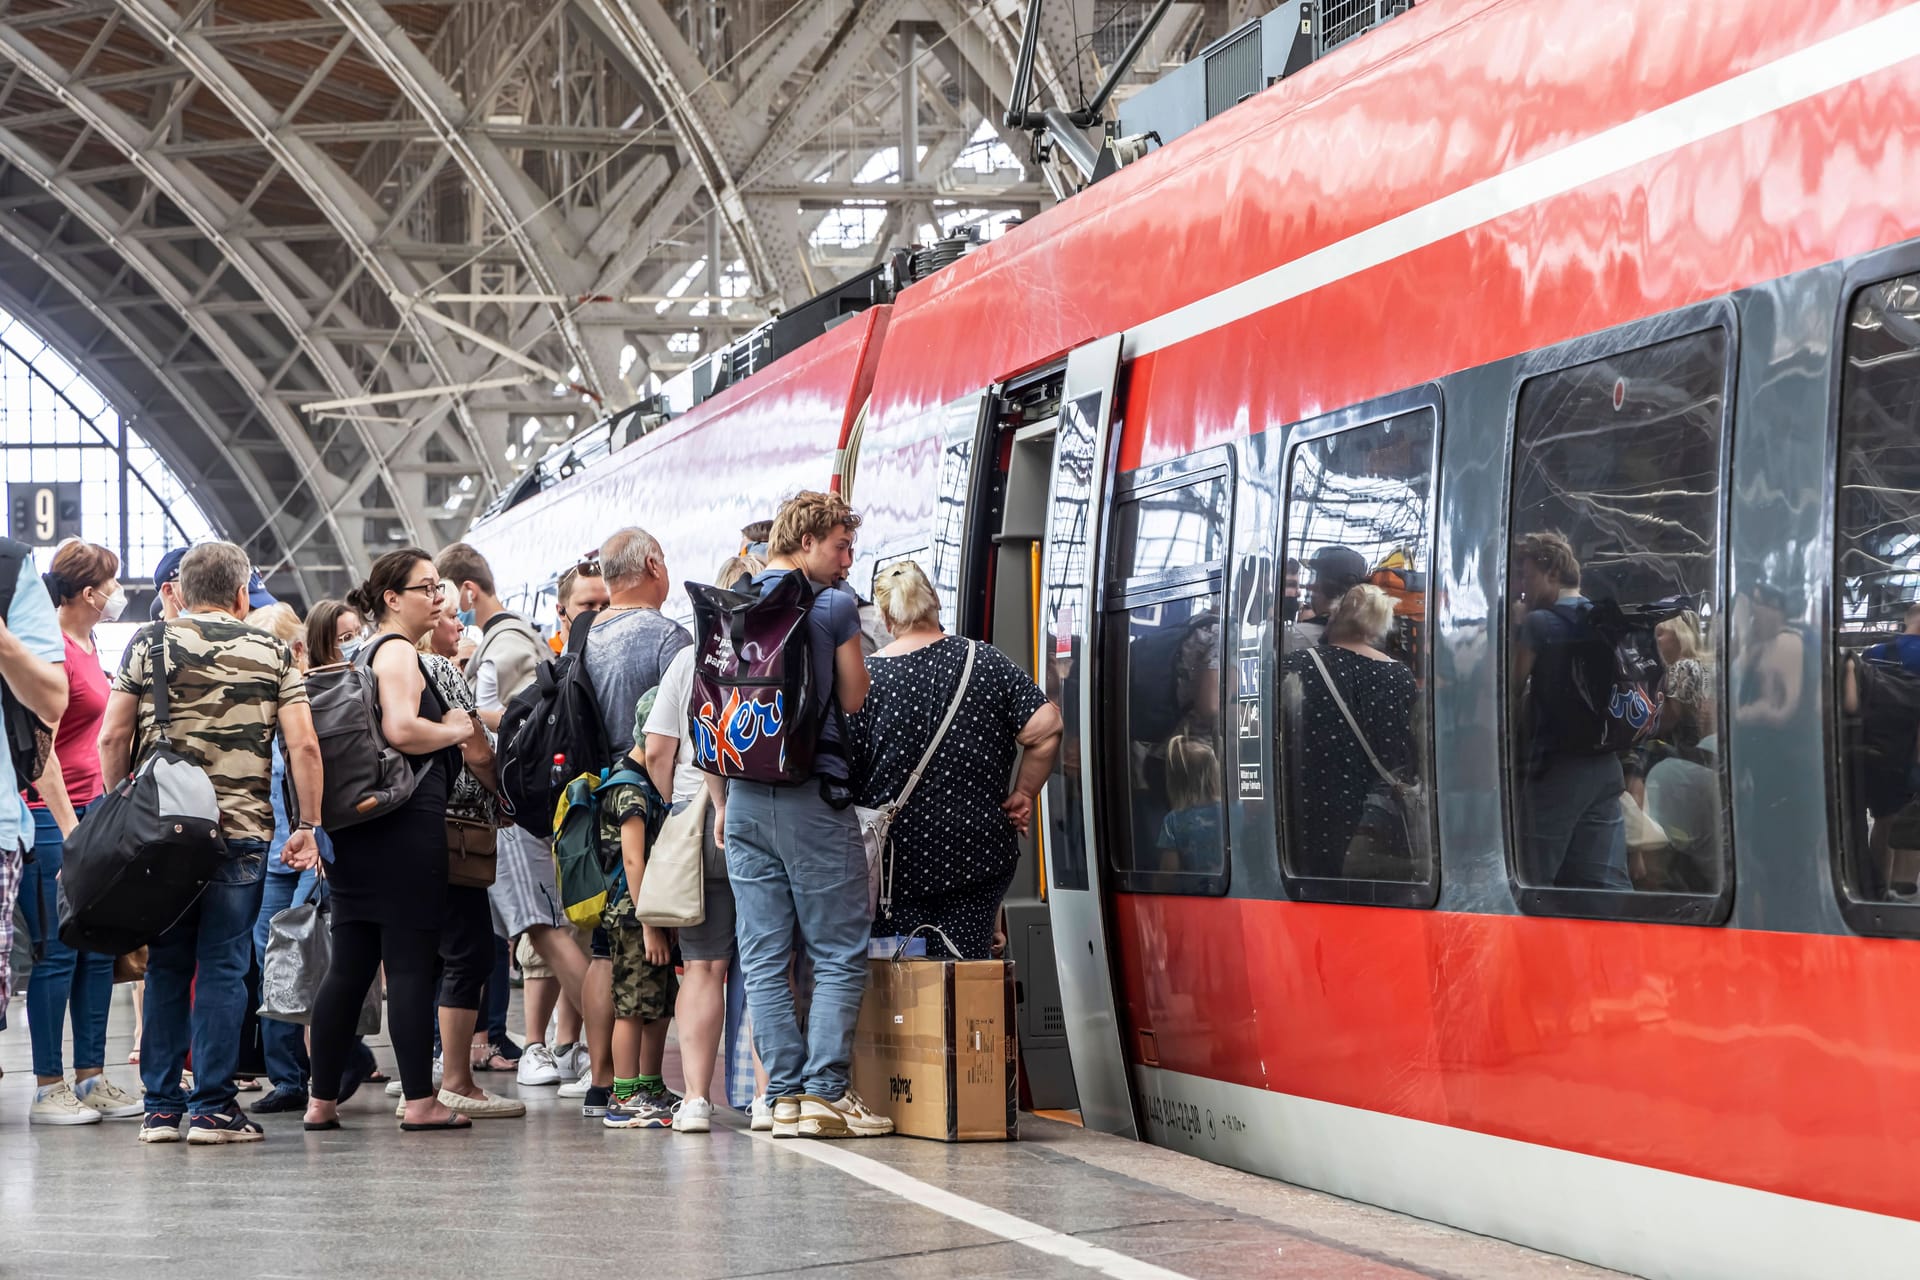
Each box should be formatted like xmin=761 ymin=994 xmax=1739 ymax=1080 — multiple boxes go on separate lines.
xmin=247 ymin=569 xmax=278 ymax=611
xmin=148 ymin=546 xmax=188 ymax=620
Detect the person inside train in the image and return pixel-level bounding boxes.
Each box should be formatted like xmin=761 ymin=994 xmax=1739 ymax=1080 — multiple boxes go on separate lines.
xmin=849 ymin=560 xmax=1062 ymax=958
xmin=1285 ymin=546 xmax=1368 ymax=653
xmin=713 ymin=490 xmax=890 ymax=1139
xmin=1866 ymin=601 xmax=1920 ymax=673
xmin=1842 ymin=605 xmax=1920 ymax=898
xmin=1630 ymin=610 xmax=1720 ymax=890
xmin=640 ymin=551 xmax=763 ymax=1132
xmin=1280 ymin=584 xmax=1422 ymax=879
xmin=1510 ymin=531 xmax=1630 ymax=890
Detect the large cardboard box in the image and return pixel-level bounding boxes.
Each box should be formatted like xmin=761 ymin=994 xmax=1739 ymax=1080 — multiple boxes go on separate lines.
xmin=852 ymin=958 xmax=1017 ymax=1141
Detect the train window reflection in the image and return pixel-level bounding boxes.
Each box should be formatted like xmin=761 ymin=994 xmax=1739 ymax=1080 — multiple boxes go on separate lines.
xmin=1109 ymin=475 xmax=1229 ymax=581
xmin=1506 ymin=328 xmax=1731 ymax=911
xmin=1107 ymin=592 xmax=1228 ymax=884
xmin=1836 ymin=273 xmax=1920 ymax=914
xmin=1277 ymin=409 xmax=1436 ymax=894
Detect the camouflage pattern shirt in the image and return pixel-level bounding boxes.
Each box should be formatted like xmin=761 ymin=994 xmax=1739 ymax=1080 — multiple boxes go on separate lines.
xmin=113 ymin=612 xmax=308 ymax=844
xmin=599 ymin=770 xmax=666 ymax=925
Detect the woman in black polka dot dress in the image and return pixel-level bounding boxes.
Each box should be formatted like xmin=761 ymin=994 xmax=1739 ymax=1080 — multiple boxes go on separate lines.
xmin=1280 ymin=583 xmax=1419 ymax=878
xmin=848 ymin=562 xmax=1064 ymax=959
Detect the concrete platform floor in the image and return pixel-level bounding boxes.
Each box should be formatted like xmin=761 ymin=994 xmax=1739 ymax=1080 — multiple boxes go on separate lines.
xmin=1 ymin=988 xmax=1626 ymax=1280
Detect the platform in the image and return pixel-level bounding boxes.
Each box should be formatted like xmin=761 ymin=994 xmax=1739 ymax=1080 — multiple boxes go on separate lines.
xmin=1 ymin=991 xmax=1624 ymax=1280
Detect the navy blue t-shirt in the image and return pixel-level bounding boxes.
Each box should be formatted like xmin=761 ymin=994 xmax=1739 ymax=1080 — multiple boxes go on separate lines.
xmin=752 ymin=569 xmax=861 ymax=776
xmin=1518 ymin=595 xmax=1592 ymax=774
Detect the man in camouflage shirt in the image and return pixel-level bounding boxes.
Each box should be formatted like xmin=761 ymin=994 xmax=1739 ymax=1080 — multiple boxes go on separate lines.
xmin=98 ymin=542 xmax=323 ymax=1145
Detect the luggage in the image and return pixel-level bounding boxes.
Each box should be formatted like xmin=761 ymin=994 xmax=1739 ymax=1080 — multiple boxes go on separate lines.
xmin=851 ymin=949 xmax=1018 ymax=1142
xmin=685 ymin=571 xmax=821 ymax=784
xmin=0 ymin=537 xmax=53 ymax=787
xmin=303 ymin=633 xmax=430 ymax=830
xmin=549 ymin=766 xmax=649 ymax=929
xmin=56 ymin=622 xmax=228 ymax=955
xmin=496 ymin=614 xmax=611 ymax=837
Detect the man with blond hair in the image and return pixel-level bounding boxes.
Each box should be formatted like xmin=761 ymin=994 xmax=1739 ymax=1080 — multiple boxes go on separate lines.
xmin=712 ymin=490 xmax=891 ymax=1139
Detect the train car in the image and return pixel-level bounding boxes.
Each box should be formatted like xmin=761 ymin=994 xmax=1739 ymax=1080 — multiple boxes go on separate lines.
xmin=463 ymin=304 xmax=889 ymax=623
xmin=469 ymin=0 xmax=1920 ymax=1273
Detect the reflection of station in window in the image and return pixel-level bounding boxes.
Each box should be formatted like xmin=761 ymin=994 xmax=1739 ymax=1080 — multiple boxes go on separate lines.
xmin=7 ymin=481 xmax=82 ymax=548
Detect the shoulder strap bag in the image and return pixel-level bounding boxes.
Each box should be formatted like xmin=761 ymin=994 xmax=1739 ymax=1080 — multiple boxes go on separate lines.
xmin=857 ymin=639 xmax=977 ymax=920
xmin=1304 ymin=647 xmax=1431 ymax=873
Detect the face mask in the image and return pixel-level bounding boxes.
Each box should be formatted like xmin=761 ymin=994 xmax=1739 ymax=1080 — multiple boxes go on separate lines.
xmin=340 ymin=637 xmax=364 ymax=662
xmin=98 ymin=588 xmax=127 ymax=623
xmin=456 ymin=607 xmax=476 ymax=626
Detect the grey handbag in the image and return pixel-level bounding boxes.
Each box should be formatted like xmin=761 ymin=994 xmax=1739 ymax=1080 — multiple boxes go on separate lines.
xmin=258 ymin=876 xmax=329 ymax=1026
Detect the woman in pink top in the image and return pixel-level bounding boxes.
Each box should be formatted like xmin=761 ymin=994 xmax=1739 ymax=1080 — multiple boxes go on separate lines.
xmin=19 ymin=540 xmax=140 ymax=1125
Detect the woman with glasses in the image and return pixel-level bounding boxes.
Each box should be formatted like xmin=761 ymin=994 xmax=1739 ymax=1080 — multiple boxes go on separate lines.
xmin=303 ymin=548 xmax=490 ymax=1132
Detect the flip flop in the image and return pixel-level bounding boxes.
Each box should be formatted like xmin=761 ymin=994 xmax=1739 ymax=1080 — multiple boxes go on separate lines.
xmin=303 ymin=1118 xmax=341 ymax=1131
xmin=399 ymin=1116 xmax=472 ymax=1131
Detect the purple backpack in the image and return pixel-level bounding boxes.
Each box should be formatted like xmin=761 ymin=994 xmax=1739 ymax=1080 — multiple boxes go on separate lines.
xmin=686 ymin=572 xmax=820 ymax=784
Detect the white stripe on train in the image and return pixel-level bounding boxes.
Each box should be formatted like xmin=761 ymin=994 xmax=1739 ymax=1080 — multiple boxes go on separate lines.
xmin=1123 ymin=2 xmax=1920 ymax=360
xmin=1132 ymin=1066 xmax=1920 ymax=1279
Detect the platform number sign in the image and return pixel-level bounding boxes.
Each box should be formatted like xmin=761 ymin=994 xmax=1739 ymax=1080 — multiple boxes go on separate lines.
xmin=8 ymin=483 xmax=81 ymax=548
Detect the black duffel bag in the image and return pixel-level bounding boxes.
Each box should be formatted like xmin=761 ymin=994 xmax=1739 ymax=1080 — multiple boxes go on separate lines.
xmin=57 ymin=622 xmax=228 ymax=955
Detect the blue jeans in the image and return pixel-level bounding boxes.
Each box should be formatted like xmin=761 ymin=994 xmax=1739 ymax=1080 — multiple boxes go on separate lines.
xmin=725 ymin=780 xmax=869 ymax=1100
xmin=253 ymin=866 xmax=318 ymax=1092
xmin=19 ymin=802 xmax=113 ymax=1079
xmin=142 ymin=840 xmax=266 ymax=1116
xmin=1523 ymin=753 xmax=1631 ymax=890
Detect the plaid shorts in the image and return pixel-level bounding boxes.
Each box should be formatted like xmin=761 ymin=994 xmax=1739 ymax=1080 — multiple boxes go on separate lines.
xmin=605 ymin=921 xmax=677 ymax=1022
xmin=0 ymin=843 xmax=22 ymax=1012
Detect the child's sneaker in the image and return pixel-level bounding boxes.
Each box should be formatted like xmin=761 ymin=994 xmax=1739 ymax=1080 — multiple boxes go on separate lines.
xmin=186 ymin=1105 xmax=265 ymax=1144
xmin=602 ymin=1093 xmax=672 ymax=1129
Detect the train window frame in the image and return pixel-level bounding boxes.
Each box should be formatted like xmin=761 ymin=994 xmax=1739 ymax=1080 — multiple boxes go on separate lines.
xmin=1100 ymin=446 xmax=1236 ymax=897
xmin=1274 ymin=385 xmax=1444 ymax=910
xmin=1496 ymin=300 xmax=1739 ymax=927
xmin=1825 ymin=248 xmax=1920 ymax=940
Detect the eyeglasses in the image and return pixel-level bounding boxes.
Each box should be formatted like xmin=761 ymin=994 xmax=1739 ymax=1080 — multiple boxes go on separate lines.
xmin=397 ymin=581 xmax=446 ymax=598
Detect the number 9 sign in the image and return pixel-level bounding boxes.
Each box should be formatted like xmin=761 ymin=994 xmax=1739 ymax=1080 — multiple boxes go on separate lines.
xmin=8 ymin=482 xmax=81 ymax=548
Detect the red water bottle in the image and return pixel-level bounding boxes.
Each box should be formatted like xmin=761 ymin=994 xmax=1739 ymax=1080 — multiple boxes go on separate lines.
xmin=550 ymin=753 xmax=566 ymax=794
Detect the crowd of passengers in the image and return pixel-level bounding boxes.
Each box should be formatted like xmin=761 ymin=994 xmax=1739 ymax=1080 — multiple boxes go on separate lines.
xmin=0 ymin=490 xmax=1062 ymax=1141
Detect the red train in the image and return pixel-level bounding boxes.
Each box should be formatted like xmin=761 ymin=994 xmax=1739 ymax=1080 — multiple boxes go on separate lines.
xmin=466 ymin=1 xmax=1920 ymax=1272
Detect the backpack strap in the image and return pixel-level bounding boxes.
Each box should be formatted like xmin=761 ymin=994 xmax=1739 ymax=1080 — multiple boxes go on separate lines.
xmin=1304 ymin=647 xmax=1396 ymax=790
xmin=146 ymin=621 xmax=175 ymax=745
xmin=890 ymin=639 xmax=976 ymax=815
xmin=564 ymin=610 xmax=595 ymax=657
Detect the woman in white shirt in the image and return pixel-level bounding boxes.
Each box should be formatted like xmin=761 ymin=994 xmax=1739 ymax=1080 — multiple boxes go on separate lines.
xmin=639 ymin=553 xmax=760 ymax=1133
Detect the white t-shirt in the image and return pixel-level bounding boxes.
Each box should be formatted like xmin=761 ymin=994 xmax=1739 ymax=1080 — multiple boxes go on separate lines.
xmin=474 ymin=659 xmax=501 ymax=712
xmin=642 ymin=646 xmax=705 ymax=803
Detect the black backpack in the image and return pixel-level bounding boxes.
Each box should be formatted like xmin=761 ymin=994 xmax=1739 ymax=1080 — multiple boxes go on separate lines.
xmin=1545 ymin=598 xmax=1680 ymax=756
xmin=0 ymin=537 xmax=53 ymax=788
xmin=56 ymin=622 xmax=229 ymax=954
xmin=495 ymin=613 xmax=611 ymax=837
xmin=302 ymin=633 xmax=432 ymax=829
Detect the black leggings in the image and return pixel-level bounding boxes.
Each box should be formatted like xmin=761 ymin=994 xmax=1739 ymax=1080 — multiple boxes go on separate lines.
xmin=438 ymin=885 xmax=492 ymax=1010
xmin=310 ymin=920 xmax=441 ymax=1103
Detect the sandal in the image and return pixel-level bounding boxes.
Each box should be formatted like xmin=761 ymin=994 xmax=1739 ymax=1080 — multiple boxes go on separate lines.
xmin=400 ymin=1115 xmax=472 ymax=1131
xmin=472 ymin=1045 xmax=517 ymax=1072
xmin=128 ymin=1050 xmax=141 ymax=1065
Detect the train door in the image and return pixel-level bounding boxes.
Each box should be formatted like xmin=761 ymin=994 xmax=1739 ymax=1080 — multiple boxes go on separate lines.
xmin=1037 ymin=335 xmax=1141 ymax=1137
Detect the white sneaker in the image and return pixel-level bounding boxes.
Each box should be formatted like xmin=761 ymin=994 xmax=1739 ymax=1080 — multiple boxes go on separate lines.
xmin=749 ymin=1095 xmax=773 ymax=1132
xmin=30 ymin=1081 xmax=104 ymax=1126
xmin=76 ymin=1075 xmax=144 ymax=1119
xmin=673 ymin=1096 xmax=713 ymax=1133
xmin=557 ymin=1075 xmax=591 ymax=1098
xmin=32 ymin=1090 xmax=105 ymax=1128
xmin=385 ymin=1079 xmax=404 ymax=1097
xmin=516 ymin=1043 xmax=561 ymax=1086
xmin=770 ymin=1096 xmax=800 ymax=1138
xmin=555 ymin=1043 xmax=590 ymax=1082
xmin=825 ymin=1089 xmax=894 ymax=1137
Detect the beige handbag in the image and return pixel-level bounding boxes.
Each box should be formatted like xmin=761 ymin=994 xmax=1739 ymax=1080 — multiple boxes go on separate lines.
xmin=635 ymin=787 xmax=707 ymax=927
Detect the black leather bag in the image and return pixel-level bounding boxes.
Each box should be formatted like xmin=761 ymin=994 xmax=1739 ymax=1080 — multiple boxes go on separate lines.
xmin=56 ymin=623 xmax=229 ymax=954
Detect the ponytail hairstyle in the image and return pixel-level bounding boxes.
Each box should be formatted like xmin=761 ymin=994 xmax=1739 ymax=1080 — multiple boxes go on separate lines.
xmin=43 ymin=539 xmax=119 ymax=605
xmin=345 ymin=547 xmax=432 ymax=623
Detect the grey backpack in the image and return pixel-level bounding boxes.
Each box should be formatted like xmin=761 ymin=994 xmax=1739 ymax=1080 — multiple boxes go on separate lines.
xmin=304 ymin=633 xmax=429 ymax=829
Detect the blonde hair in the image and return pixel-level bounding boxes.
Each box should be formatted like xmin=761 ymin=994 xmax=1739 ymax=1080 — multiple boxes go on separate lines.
xmin=713 ymin=553 xmax=766 ymax=589
xmin=873 ymin=560 xmax=940 ymax=634
xmin=1657 ymin=610 xmax=1702 ymax=663
xmin=1326 ymin=583 xmax=1396 ymax=645
xmin=769 ymin=490 xmax=861 ymax=557
xmin=1166 ymin=734 xmax=1220 ymax=810
xmin=247 ymin=602 xmax=302 ymax=648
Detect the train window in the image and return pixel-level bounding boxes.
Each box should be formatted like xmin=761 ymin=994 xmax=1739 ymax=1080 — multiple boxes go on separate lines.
xmin=1105 ymin=458 xmax=1232 ymax=894
xmin=1277 ymin=407 xmax=1437 ymax=903
xmin=1505 ymin=324 xmax=1732 ymax=921
xmin=1835 ymin=273 xmax=1920 ymax=923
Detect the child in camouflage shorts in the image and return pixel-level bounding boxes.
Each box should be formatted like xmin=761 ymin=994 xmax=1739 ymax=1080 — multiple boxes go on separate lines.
xmin=600 ymin=703 xmax=681 ymax=1131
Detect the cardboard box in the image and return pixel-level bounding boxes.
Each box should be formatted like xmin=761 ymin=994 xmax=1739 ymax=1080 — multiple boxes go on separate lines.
xmin=852 ymin=958 xmax=1018 ymax=1141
